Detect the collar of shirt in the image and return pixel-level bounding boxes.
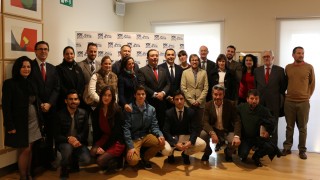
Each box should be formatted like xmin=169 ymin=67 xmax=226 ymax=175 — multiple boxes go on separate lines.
xmin=87 ymin=58 xmax=95 ymax=64
xmin=175 ymin=107 xmax=184 ymax=113
xmin=136 ymin=102 xmax=146 ymax=112
xmin=36 ymin=58 xmax=46 ymax=68
xmin=166 ymin=62 xmax=175 ymax=69
xmin=264 ymin=64 xmax=273 ymax=69
xmin=214 ymin=101 xmax=223 ymax=108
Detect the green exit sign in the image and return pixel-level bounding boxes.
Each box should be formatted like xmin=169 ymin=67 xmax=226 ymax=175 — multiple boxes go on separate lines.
xmin=60 ymin=0 xmax=73 ymax=7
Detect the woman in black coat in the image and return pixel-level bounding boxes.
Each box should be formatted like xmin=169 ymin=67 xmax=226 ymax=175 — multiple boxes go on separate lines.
xmin=2 ymin=56 xmax=43 ymax=180
xmin=117 ymin=56 xmax=138 ymax=112
xmin=56 ymin=46 xmax=85 ymax=110
xmin=209 ymin=54 xmax=237 ymax=101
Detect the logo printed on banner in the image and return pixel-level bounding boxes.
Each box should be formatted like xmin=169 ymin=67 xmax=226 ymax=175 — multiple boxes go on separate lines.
xmin=146 ymin=43 xmax=158 ymax=48
xmin=127 ymin=42 xmax=133 ymax=47
xmin=114 ymin=43 xmax=121 ymax=47
xmin=155 ymin=35 xmax=166 ymax=40
xmin=98 ymin=33 xmax=104 ymax=39
xmin=180 ymin=44 xmax=185 ymax=49
xmin=77 ymin=33 xmax=83 ymax=39
xmin=133 ymin=43 xmax=140 ymax=47
xmin=124 ymin=34 xmax=131 ymax=39
xmin=98 ymin=51 xmax=104 ymax=57
xmin=76 ymin=43 xmax=81 ymax=47
xmin=137 ymin=51 xmax=147 ymax=57
xmin=163 ymin=43 xmax=175 ymax=49
xmin=137 ymin=34 xmax=149 ymax=40
xmin=96 ymin=43 xmax=102 ymax=47
xmin=104 ymin=34 xmax=112 ymax=38
xmin=117 ymin=34 xmax=124 ymax=39
xmin=77 ymin=51 xmax=84 ymax=57
xmin=105 ymin=52 xmax=113 ymax=56
xmin=171 ymin=35 xmax=177 ymax=41
xmin=160 ymin=52 xmax=165 ymax=56
xmin=81 ymin=34 xmax=92 ymax=38
xmin=108 ymin=42 xmax=114 ymax=48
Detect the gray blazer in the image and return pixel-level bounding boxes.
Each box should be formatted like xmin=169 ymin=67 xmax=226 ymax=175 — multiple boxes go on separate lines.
xmin=78 ymin=59 xmax=101 ymax=85
xmin=254 ymin=65 xmax=287 ymax=117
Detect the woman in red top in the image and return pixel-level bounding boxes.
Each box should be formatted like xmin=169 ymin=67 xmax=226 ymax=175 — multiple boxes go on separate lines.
xmin=238 ymin=54 xmax=258 ymax=104
xmin=90 ymin=86 xmax=125 ymax=171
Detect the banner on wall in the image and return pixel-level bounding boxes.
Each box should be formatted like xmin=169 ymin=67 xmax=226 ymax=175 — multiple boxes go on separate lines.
xmin=75 ymin=31 xmax=184 ymax=67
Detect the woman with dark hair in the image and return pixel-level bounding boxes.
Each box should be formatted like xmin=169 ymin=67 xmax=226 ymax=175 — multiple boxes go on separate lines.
xmin=90 ymin=86 xmax=125 ymax=172
xmin=118 ymin=56 xmax=138 ymax=112
xmin=238 ymin=54 xmax=258 ymax=103
xmin=209 ymin=54 xmax=237 ymax=101
xmin=56 ymin=46 xmax=85 ymax=110
xmin=2 ymin=56 xmax=43 ymax=180
xmin=88 ymin=56 xmax=118 ymax=106
xmin=178 ymin=50 xmax=190 ymax=70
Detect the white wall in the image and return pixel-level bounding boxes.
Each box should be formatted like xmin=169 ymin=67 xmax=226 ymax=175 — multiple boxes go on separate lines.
xmin=43 ymin=0 xmax=124 ymax=65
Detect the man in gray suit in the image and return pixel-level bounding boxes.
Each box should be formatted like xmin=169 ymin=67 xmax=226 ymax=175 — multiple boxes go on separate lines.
xmin=78 ymin=42 xmax=101 ymax=85
xmin=225 ymin=45 xmax=242 ymax=92
xmin=254 ymin=50 xmax=287 ymax=145
xmin=137 ymin=49 xmax=170 ymax=130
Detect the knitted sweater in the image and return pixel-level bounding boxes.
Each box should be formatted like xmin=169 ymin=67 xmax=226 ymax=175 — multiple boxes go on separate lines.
xmin=285 ymin=62 xmax=315 ymax=102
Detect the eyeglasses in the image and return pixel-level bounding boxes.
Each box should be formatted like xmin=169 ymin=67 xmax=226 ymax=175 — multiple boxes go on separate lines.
xmin=36 ymin=48 xmax=49 ymax=51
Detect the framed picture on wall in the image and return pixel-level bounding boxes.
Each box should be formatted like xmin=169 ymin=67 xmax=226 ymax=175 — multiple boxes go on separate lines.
xmin=235 ymin=51 xmax=263 ymax=66
xmin=3 ymin=16 xmax=42 ymax=60
xmin=2 ymin=0 xmax=42 ymax=21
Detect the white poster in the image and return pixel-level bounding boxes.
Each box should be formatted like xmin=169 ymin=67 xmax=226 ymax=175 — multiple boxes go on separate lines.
xmin=75 ymin=31 xmax=184 ymax=67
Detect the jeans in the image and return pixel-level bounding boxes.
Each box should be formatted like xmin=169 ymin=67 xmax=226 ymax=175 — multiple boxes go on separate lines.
xmin=59 ymin=143 xmax=91 ymax=168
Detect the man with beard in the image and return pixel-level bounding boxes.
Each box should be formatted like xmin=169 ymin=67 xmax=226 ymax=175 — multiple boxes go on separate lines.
xmin=159 ymin=48 xmax=183 ymax=109
xmin=54 ymin=90 xmax=91 ymax=179
xmin=112 ymin=45 xmax=140 ymax=76
xmin=200 ymin=84 xmax=241 ymax=162
xmin=237 ymin=89 xmax=279 ymax=167
xmin=225 ymin=45 xmax=242 ymax=85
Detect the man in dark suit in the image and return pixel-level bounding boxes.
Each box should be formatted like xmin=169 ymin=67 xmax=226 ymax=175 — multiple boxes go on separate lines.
xmin=137 ymin=49 xmax=170 ymax=130
xmin=200 ymin=84 xmax=241 ymax=162
xmin=162 ymin=90 xmax=206 ymax=165
xmin=159 ymin=48 xmax=183 ymax=109
xmin=254 ymin=50 xmax=287 ymax=146
xmin=226 ymin=45 xmax=242 ymax=103
xmin=112 ymin=44 xmax=139 ymax=76
xmin=199 ymin=45 xmax=216 ymax=102
xmin=30 ymin=41 xmax=60 ymax=169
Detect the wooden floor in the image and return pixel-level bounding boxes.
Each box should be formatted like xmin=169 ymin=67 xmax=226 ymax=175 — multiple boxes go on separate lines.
xmin=2 ymin=149 xmax=320 ymax=180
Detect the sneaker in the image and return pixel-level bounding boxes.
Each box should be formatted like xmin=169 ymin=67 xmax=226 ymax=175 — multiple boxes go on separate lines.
xmin=281 ymin=149 xmax=292 ymax=156
xmin=299 ymin=151 xmax=307 ymax=160
xmin=142 ymin=160 xmax=152 ymax=170
xmin=181 ymin=152 xmax=190 ymax=165
xmin=168 ymin=155 xmax=175 ymax=164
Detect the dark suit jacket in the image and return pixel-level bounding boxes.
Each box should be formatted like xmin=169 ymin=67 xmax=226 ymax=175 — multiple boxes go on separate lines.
xmin=77 ymin=59 xmax=101 ymax=85
xmin=205 ymin=60 xmax=216 ymax=101
xmin=254 ymin=65 xmax=287 ymax=118
xmin=202 ymin=99 xmax=241 ymax=137
xmin=30 ymin=60 xmax=60 ymax=107
xmin=158 ymin=62 xmax=183 ymax=96
xmin=137 ymin=64 xmax=170 ymax=102
xmin=163 ymin=107 xmax=201 ymax=146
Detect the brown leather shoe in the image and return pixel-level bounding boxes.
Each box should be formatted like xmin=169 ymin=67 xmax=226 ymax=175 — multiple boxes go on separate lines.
xmin=281 ymin=149 xmax=292 ymax=156
xmin=299 ymin=151 xmax=307 ymax=160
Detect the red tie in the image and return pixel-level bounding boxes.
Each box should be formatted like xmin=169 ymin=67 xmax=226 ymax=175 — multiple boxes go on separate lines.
xmin=265 ymin=67 xmax=270 ymax=84
xmin=153 ymin=67 xmax=158 ymax=81
xmin=41 ymin=62 xmax=46 ymax=81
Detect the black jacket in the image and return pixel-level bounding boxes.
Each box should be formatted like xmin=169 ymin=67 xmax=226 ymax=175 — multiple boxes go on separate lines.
xmin=54 ymin=107 xmax=89 ymax=145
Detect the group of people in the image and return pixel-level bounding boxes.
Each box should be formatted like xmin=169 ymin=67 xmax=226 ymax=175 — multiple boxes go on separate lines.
xmin=2 ymin=40 xmax=315 ymax=180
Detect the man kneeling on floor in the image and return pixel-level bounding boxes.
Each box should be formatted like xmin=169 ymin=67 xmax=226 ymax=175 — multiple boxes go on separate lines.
xmin=200 ymin=84 xmax=241 ymax=162
xmin=237 ymin=89 xmax=281 ymax=167
xmin=123 ymin=85 xmax=166 ymax=170
xmin=161 ymin=90 xmax=206 ymax=165
xmin=54 ymin=90 xmax=91 ymax=179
